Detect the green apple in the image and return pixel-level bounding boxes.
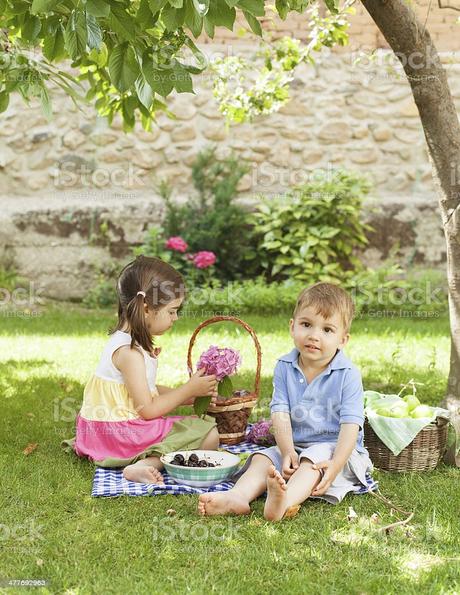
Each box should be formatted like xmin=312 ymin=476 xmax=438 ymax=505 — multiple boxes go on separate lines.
xmin=376 ymin=403 xmax=409 ymax=417
xmin=403 ymin=394 xmax=421 ymax=411
xmin=388 ymin=403 xmax=410 ymax=418
xmin=376 ymin=407 xmax=392 ymax=417
xmin=410 ymin=404 xmax=432 ymax=419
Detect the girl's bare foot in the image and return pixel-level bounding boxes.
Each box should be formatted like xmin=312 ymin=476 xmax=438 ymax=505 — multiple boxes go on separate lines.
xmin=264 ymin=466 xmax=288 ymax=521
xmin=123 ymin=464 xmax=165 ymax=485
xmin=198 ymin=492 xmax=251 ymax=516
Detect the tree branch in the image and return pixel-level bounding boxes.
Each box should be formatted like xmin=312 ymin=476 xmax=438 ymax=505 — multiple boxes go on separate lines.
xmin=438 ymin=0 xmax=460 ymax=11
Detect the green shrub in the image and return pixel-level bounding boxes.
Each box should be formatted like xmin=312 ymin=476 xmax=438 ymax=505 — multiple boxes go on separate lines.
xmin=252 ymin=169 xmax=372 ymax=283
xmin=82 ymin=260 xmax=124 ymax=309
xmin=160 ymin=146 xmax=260 ymax=282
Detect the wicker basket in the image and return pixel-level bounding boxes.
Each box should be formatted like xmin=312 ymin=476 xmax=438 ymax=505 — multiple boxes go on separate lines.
xmin=187 ymin=316 xmax=262 ymax=445
xmin=364 ymin=417 xmax=449 ymax=472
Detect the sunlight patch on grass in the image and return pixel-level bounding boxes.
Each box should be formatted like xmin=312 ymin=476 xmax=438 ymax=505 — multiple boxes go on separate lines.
xmin=401 ymin=551 xmax=444 ymax=580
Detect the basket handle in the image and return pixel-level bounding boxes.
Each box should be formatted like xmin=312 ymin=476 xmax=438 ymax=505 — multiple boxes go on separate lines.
xmin=187 ymin=315 xmax=262 ymax=399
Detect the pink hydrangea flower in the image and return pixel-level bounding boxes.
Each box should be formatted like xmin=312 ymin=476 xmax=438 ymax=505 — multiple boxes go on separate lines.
xmin=193 ymin=251 xmax=216 ymax=269
xmin=165 ymin=236 xmax=188 ymax=253
xmin=196 ymin=345 xmax=242 ymax=381
xmin=247 ymin=419 xmax=276 ymax=446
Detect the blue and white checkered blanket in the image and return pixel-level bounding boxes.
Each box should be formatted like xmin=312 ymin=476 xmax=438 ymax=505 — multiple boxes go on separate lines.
xmin=92 ymin=430 xmax=378 ymax=498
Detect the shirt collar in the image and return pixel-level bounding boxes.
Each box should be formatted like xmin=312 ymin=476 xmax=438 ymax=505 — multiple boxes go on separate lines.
xmin=278 ymin=347 xmax=352 ymax=373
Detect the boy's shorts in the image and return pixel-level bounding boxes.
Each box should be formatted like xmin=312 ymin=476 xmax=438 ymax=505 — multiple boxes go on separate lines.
xmin=237 ymin=442 xmax=373 ymax=505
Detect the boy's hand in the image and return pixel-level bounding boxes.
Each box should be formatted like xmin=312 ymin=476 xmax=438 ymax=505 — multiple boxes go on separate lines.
xmin=311 ymin=460 xmax=340 ymax=496
xmin=281 ymin=451 xmax=299 ymax=479
xmin=186 ymin=369 xmax=217 ymax=398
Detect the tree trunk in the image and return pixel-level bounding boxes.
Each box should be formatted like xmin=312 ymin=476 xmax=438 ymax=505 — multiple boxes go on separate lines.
xmin=361 ymin=0 xmax=460 ymax=418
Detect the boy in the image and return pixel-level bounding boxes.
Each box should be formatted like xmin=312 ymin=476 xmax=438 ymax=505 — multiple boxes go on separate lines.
xmin=198 ymin=282 xmax=372 ymax=521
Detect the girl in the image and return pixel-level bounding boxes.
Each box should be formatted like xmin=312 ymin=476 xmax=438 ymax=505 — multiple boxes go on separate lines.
xmin=62 ymin=255 xmax=219 ymax=484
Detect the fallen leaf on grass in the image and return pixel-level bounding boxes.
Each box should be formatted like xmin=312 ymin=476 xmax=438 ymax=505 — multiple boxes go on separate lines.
xmin=347 ymin=506 xmax=358 ymax=522
xmin=370 ymin=513 xmax=381 ymax=524
xmin=23 ymin=442 xmax=38 ymax=455
xmin=166 ymin=509 xmax=176 ymax=516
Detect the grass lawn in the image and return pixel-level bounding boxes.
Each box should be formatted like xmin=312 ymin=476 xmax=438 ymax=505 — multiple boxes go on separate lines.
xmin=1 ymin=305 xmax=459 ymax=594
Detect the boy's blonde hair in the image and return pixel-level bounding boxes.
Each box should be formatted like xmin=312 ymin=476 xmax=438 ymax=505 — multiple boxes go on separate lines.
xmin=293 ymin=282 xmax=355 ymax=332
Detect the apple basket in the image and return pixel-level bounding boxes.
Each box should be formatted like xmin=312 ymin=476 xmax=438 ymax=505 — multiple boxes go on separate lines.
xmin=187 ymin=316 xmax=262 ymax=445
xmin=364 ymin=418 xmax=449 ymax=472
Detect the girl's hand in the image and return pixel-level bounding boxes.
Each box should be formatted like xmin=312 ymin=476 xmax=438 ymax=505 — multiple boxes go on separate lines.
xmin=281 ymin=451 xmax=299 ymax=479
xmin=311 ymin=460 xmax=340 ymax=496
xmin=186 ymin=369 xmax=217 ymax=398
xmin=183 ymin=390 xmax=219 ymax=406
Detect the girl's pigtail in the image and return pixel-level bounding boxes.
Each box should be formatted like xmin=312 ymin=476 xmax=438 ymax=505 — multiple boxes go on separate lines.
xmin=126 ymin=293 xmax=152 ymax=354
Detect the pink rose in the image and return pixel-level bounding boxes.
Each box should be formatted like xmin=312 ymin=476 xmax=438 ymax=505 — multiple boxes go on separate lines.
xmin=193 ymin=251 xmax=216 ymax=269
xmin=197 ymin=345 xmax=242 ymax=381
xmin=165 ymin=236 xmax=188 ymax=253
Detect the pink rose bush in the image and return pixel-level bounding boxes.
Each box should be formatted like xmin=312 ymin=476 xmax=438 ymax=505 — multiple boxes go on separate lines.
xmin=164 ymin=237 xmax=216 ymax=274
xmin=197 ymin=345 xmax=242 ymax=381
xmin=165 ymin=236 xmax=188 ymax=253
xmin=193 ymin=251 xmax=216 ymax=269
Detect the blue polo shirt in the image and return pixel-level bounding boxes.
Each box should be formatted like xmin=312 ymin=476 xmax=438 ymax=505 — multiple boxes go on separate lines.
xmin=270 ymin=348 xmax=367 ymax=453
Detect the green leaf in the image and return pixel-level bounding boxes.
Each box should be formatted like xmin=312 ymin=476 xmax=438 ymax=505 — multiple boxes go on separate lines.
xmin=324 ymin=0 xmax=339 ymax=12
xmin=142 ymin=56 xmax=174 ymax=97
xmin=218 ymin=376 xmax=233 ymax=398
xmin=109 ymin=5 xmax=136 ymax=41
xmin=30 ymin=0 xmax=58 ymax=14
xmin=108 ymin=43 xmax=139 ymax=92
xmin=22 ymin=14 xmax=42 ymax=41
xmin=86 ymin=13 xmax=102 ymax=50
xmin=134 ymin=75 xmax=153 ymax=108
xmin=64 ymin=10 xmax=88 ymax=59
xmin=121 ymin=95 xmax=137 ymax=130
xmin=86 ymin=0 xmax=110 ymax=17
xmin=275 ymin=0 xmax=288 ymax=19
xmin=203 ymin=16 xmax=214 ymax=37
xmin=161 ymin=3 xmax=186 ymax=30
xmin=40 ymin=85 xmax=52 ymax=119
xmin=0 ymin=92 xmax=10 ymax=113
xmin=173 ymin=63 xmax=193 ymax=93
xmin=192 ymin=0 xmax=209 ymax=15
xmin=184 ymin=0 xmax=203 ymax=37
xmin=43 ymin=25 xmax=66 ymax=61
xmin=7 ymin=0 xmax=29 ymax=14
xmin=168 ymin=0 xmax=183 ymax=7
xmin=205 ymin=0 xmax=235 ymax=29
xmin=237 ymin=0 xmax=264 ymax=16
xmin=136 ymin=0 xmax=154 ymax=25
xmin=194 ymin=396 xmax=212 ymax=417
xmin=242 ymin=10 xmax=261 ymax=35
xmin=88 ymin=42 xmax=108 ymax=67
xmin=148 ymin=0 xmax=168 ymax=13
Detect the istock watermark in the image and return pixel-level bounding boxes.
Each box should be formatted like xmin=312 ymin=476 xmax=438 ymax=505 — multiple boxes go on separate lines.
xmin=151 ymin=517 xmax=241 ymax=551
xmin=0 ymin=520 xmax=45 ymax=552
xmin=53 ymin=162 xmax=146 ymax=190
xmin=0 ymin=282 xmax=46 ymax=318
xmin=350 ymin=282 xmax=445 ymax=308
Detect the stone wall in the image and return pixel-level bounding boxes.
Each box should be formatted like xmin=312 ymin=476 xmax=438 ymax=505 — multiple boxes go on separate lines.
xmin=0 ymin=4 xmax=458 ymax=297
xmin=1 ymin=50 xmax=459 ymax=198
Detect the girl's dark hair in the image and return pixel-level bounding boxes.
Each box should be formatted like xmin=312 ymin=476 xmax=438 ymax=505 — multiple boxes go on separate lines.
xmin=112 ymin=255 xmax=185 ymax=354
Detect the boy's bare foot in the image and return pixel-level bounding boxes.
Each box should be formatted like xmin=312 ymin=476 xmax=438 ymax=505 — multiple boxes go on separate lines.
xmin=264 ymin=466 xmax=288 ymax=521
xmin=198 ymin=492 xmax=251 ymax=516
xmin=123 ymin=464 xmax=165 ymax=485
